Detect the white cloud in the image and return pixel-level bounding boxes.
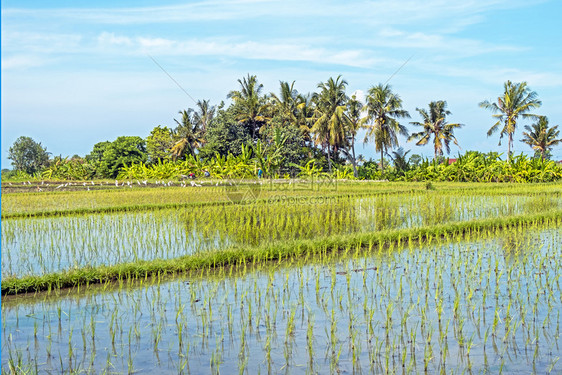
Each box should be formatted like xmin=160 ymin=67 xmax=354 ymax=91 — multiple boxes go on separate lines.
xmin=2 ymin=32 xmax=83 ymax=53
xmin=95 ymin=34 xmax=382 ymax=68
xmin=1 ymin=55 xmax=50 ymax=70
xmin=2 ymin=0 xmax=545 ymax=27
xmin=97 ymin=32 xmax=132 ymax=46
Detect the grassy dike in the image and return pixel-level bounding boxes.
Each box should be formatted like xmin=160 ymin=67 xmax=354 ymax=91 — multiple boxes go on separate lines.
xmin=3 ymin=210 xmax=561 ymax=295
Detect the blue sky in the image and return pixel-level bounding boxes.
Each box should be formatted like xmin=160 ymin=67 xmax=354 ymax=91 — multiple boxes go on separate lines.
xmin=2 ymin=0 xmax=562 ymax=168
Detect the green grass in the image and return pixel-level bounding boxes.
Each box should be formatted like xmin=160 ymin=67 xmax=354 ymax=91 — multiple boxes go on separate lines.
xmin=3 ymin=180 xmax=561 ymax=218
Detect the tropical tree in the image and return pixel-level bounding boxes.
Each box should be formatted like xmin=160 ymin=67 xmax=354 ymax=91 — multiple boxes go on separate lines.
xmin=227 ymin=74 xmax=270 ymax=140
xmin=363 ymin=84 xmax=410 ymax=171
xmin=295 ymin=93 xmax=315 ymax=147
xmin=343 ymin=94 xmax=364 ymax=177
xmin=171 ymin=109 xmax=204 ymax=160
xmin=198 ymin=103 xmax=250 ymax=158
xmin=99 ymin=136 xmax=147 ymax=178
xmin=8 ymin=136 xmax=50 ymax=175
xmin=192 ymin=99 xmax=215 ymax=140
xmin=408 ymin=100 xmax=463 ymax=159
xmin=521 ymin=116 xmax=561 ymax=160
xmin=479 ymin=80 xmax=541 ymax=161
xmin=146 ymin=125 xmax=174 ymax=163
xmin=270 ymin=81 xmax=300 ymax=128
xmin=390 ymin=147 xmax=411 ymax=175
xmin=311 ymin=76 xmax=349 ymax=173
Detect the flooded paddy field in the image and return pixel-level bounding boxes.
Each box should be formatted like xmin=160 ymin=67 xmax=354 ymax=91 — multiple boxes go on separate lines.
xmin=2 ymin=225 xmax=561 ymax=374
xmin=3 ymin=192 xmax=559 ymax=278
xmin=2 ymin=182 xmax=561 ymax=373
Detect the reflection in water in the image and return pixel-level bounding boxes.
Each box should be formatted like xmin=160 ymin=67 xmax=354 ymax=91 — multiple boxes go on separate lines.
xmin=2 ymin=193 xmax=560 ymax=278
xmin=2 ymin=227 xmax=561 ymax=374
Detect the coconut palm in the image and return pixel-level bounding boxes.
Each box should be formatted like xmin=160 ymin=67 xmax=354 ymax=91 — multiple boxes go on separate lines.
xmin=227 ymin=74 xmax=270 ymax=140
xmin=270 ymin=81 xmax=300 ymax=127
xmin=389 ymin=147 xmax=411 ymax=174
xmin=408 ymin=100 xmax=463 ymax=159
xmin=295 ymin=93 xmax=315 ymax=146
xmin=192 ymin=99 xmax=215 ymax=139
xmin=171 ymin=109 xmax=203 ymax=159
xmin=344 ymin=94 xmax=365 ymax=177
xmin=311 ymin=76 xmax=349 ymax=173
xmin=521 ymin=116 xmax=561 ymax=160
xmin=479 ymin=80 xmax=541 ymax=161
xmin=363 ymin=84 xmax=409 ymax=171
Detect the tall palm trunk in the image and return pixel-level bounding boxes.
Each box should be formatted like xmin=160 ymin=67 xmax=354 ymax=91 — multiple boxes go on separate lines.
xmin=507 ymin=131 xmax=513 ymax=162
xmin=351 ymin=138 xmax=358 ymax=178
xmin=380 ymin=148 xmax=384 ymax=172
xmin=327 ymin=142 xmax=332 ymax=173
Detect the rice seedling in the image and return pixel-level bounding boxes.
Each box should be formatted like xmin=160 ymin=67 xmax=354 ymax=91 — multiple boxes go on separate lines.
xmin=2 ymin=182 xmax=562 ymax=373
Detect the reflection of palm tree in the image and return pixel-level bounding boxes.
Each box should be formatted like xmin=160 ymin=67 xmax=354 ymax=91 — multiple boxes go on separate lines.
xmin=363 ymin=84 xmax=409 ymax=171
xmin=521 ymin=116 xmax=561 ymax=160
xmin=479 ymin=80 xmax=541 ymax=161
xmin=311 ymin=76 xmax=349 ymax=173
xmin=408 ymin=101 xmax=462 ymax=159
xmin=228 ymin=74 xmax=270 ymax=140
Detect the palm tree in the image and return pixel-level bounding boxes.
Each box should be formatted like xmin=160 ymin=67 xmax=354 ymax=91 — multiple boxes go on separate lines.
xmin=344 ymin=94 xmax=364 ymax=177
xmin=270 ymin=81 xmax=299 ymax=127
xmin=295 ymin=93 xmax=315 ymax=147
xmin=311 ymin=76 xmax=349 ymax=173
xmin=479 ymin=80 xmax=541 ymax=161
xmin=171 ymin=109 xmax=204 ymax=159
xmin=363 ymin=84 xmax=409 ymax=171
xmin=521 ymin=116 xmax=561 ymax=160
xmin=408 ymin=100 xmax=463 ymax=159
xmin=227 ymin=74 xmax=269 ymax=140
xmin=389 ymin=147 xmax=411 ymax=175
xmin=192 ymin=99 xmax=215 ymax=140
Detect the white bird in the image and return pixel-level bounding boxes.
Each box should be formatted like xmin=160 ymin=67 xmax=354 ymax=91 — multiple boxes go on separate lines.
xmin=87 ymin=187 xmax=90 ymax=191
xmin=137 ymin=180 xmax=141 ymax=185
xmin=115 ymin=180 xmax=118 ymax=186
xmin=142 ymin=180 xmax=147 ymax=185
xmin=91 ymin=181 xmax=95 ymax=185
xmin=56 ymin=184 xmax=64 ymax=189
xmin=83 ymin=182 xmax=87 ymax=186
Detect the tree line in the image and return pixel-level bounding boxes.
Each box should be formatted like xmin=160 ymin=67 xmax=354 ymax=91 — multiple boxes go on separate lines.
xmin=5 ymin=76 xmax=562 ymax=180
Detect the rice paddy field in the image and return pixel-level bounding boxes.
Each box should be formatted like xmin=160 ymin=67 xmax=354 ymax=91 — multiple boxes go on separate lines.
xmin=2 ymin=180 xmax=562 ymax=374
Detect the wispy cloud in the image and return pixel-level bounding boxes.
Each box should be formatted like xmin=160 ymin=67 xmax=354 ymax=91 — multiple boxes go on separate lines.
xmin=1 ymin=55 xmax=51 ymax=70
xmin=102 ymin=33 xmax=380 ymax=68
xmin=2 ymin=0 xmax=544 ymax=26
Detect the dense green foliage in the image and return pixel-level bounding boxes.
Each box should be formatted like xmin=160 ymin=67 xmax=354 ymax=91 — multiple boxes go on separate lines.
xmin=7 ymin=136 xmax=50 ymax=175
xmin=5 ymin=77 xmax=561 ymax=182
